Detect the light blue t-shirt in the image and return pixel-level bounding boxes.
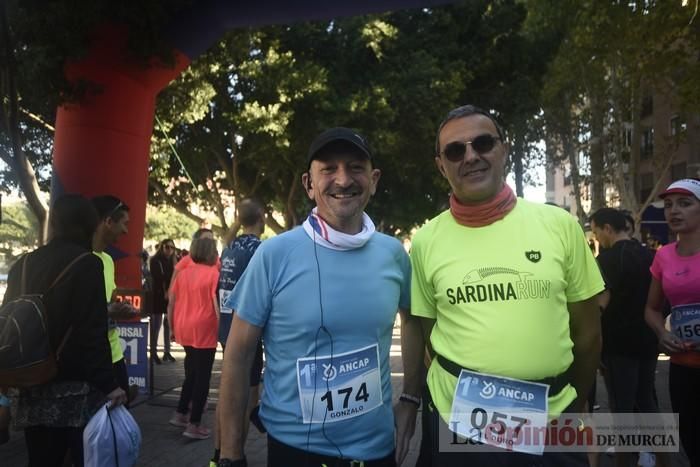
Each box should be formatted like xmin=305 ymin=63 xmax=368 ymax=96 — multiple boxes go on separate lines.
xmin=226 ymin=227 xmax=411 ymax=460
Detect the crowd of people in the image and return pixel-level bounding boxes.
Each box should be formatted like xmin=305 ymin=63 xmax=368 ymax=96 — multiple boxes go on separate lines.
xmin=586 ymin=178 xmax=700 ymax=467
xmin=136 ymin=203 xmax=268 ymax=452
xmin=0 ymin=106 xmax=699 ymax=467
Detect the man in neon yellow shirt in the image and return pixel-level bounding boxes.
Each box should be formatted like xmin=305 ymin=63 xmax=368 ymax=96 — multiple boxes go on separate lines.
xmin=92 ymin=196 xmax=135 ymax=401
xmin=407 ymin=105 xmax=604 ymax=465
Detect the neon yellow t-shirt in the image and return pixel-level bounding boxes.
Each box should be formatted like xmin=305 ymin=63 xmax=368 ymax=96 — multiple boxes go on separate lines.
xmin=94 ymin=251 xmax=124 ymax=363
xmin=410 ymin=200 xmax=604 ymax=420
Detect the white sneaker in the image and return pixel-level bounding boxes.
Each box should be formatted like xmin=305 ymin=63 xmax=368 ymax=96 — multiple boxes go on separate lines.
xmin=638 ymin=452 xmax=655 ymax=467
xmin=182 ymin=423 xmax=211 ymax=440
xmin=168 ymin=411 xmax=189 ymax=428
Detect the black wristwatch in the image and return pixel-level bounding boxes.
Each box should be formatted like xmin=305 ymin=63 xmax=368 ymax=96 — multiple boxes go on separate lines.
xmin=218 ymin=458 xmax=247 ymax=467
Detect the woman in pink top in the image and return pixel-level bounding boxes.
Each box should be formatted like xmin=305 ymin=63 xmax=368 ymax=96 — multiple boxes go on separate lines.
xmin=167 ymin=236 xmax=220 ymax=440
xmin=645 ymin=178 xmax=700 ymax=467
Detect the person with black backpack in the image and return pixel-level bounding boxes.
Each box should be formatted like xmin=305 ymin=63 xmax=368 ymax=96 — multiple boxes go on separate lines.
xmin=0 ymin=194 xmax=126 ymax=466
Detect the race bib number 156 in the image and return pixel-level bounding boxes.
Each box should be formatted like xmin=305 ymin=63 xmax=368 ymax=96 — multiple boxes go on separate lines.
xmin=671 ymin=303 xmax=700 ymax=347
xmin=296 ymin=344 xmax=382 ymax=424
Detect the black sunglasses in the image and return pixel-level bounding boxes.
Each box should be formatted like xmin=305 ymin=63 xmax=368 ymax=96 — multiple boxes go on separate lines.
xmin=440 ymin=134 xmax=501 ymax=162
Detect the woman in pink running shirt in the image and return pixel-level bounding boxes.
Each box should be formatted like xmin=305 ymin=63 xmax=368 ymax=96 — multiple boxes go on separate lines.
xmin=645 ymin=178 xmax=700 ymax=467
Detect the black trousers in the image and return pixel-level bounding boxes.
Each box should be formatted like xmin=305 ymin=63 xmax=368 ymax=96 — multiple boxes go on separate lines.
xmin=602 ymin=354 xmax=658 ymax=413
xmin=25 ymin=425 xmax=84 ymax=467
xmin=414 ymin=384 xmax=432 ymax=467
xmin=176 ymin=346 xmax=215 ymax=424
xmin=669 ymin=363 xmax=700 ymax=467
xmin=113 ymin=358 xmax=128 ymax=392
xmin=149 ymin=313 xmax=171 ymax=356
xmin=267 ymin=434 xmax=396 ymax=467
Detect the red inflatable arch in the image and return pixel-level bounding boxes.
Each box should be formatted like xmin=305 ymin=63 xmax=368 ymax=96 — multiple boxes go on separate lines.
xmin=50 ymin=1 xmax=454 ymax=290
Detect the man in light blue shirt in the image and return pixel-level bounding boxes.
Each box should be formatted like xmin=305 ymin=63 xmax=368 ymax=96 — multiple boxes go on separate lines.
xmin=217 ymin=128 xmax=423 ymax=467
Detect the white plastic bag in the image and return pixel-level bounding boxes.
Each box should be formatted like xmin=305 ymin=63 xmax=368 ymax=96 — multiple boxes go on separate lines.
xmin=83 ymin=403 xmax=141 ymax=467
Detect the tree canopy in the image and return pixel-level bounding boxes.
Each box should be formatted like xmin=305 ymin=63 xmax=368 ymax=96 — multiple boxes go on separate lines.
xmin=532 ymin=0 xmax=700 ymax=222
xmin=0 ymin=0 xmax=191 ymax=242
xmin=2 ymin=0 xmax=698 ymax=242
xmin=149 ymin=1 xmax=553 ymax=235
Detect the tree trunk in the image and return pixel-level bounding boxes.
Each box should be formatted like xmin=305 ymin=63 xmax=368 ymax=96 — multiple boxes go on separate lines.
xmin=511 ymin=130 xmax=525 ymax=197
xmin=0 ymin=1 xmax=48 ymax=243
xmin=563 ymin=123 xmax=587 ymax=225
xmin=283 ymin=172 xmax=300 ymax=229
xmin=628 ymin=83 xmax=642 ymax=210
xmin=265 ymin=213 xmax=285 ymax=234
xmin=589 ymin=95 xmax=606 ymax=212
xmin=608 ymin=66 xmax=638 ymax=216
xmin=612 ymin=80 xmax=643 ymax=216
xmin=148 ymin=180 xmax=216 ymax=233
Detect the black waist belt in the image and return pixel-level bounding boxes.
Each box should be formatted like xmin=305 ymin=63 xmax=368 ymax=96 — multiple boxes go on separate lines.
xmin=436 ymin=354 xmax=571 ymax=396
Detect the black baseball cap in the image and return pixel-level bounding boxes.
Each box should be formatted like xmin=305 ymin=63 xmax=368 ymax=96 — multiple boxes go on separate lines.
xmin=307 ymin=127 xmax=372 ymax=165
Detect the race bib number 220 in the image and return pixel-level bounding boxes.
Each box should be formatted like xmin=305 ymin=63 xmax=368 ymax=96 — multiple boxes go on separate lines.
xmin=296 ymin=344 xmax=382 ymax=424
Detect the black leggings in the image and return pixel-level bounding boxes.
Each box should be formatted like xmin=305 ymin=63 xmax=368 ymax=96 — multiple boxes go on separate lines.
xmin=669 ymin=363 xmax=700 ymax=467
xmin=25 ymin=425 xmax=84 ymax=467
xmin=176 ymin=346 xmax=215 ymax=424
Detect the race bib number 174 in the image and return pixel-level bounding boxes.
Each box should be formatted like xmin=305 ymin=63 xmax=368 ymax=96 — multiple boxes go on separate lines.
xmin=296 ymin=344 xmax=382 ymax=424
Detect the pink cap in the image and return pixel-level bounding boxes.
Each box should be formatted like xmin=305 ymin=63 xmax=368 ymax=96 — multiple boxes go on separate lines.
xmin=659 ymin=179 xmax=700 ymax=200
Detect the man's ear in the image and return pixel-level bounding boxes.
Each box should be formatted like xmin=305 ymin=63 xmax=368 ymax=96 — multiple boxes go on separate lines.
xmin=502 ymin=141 xmax=511 ymax=157
xmin=301 ymin=172 xmax=314 ymax=200
xmin=369 ymin=168 xmax=381 ymax=196
xmin=435 ymin=156 xmax=447 ymax=178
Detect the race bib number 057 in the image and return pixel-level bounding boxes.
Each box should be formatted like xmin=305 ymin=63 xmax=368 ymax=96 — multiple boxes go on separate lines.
xmin=449 ymin=369 xmax=550 ymax=455
xmin=296 ymin=344 xmax=382 ymax=424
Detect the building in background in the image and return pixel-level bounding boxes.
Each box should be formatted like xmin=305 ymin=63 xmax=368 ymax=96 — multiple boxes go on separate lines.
xmin=547 ymin=86 xmax=700 ymax=245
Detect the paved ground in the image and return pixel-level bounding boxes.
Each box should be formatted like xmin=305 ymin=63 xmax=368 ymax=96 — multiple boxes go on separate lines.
xmin=0 ymin=321 xmax=691 ymax=466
